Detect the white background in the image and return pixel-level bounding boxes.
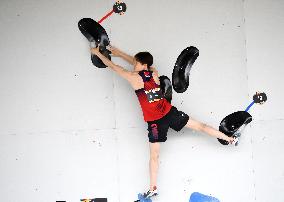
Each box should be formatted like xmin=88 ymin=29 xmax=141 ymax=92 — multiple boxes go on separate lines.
xmin=0 ymin=0 xmax=283 ymax=201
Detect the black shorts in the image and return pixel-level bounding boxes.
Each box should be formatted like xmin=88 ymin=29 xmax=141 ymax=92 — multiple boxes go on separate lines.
xmin=147 ymin=106 xmax=189 ymax=143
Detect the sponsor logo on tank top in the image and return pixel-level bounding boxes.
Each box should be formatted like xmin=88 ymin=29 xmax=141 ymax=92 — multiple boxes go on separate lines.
xmin=144 ymin=71 xmax=151 ymax=78
xmin=145 ymin=88 xmax=163 ymax=103
xmin=150 ymin=124 xmax=159 ymax=139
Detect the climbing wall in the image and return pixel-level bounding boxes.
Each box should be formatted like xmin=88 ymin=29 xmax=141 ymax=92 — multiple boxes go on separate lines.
xmin=0 ymin=0 xmax=283 ymax=202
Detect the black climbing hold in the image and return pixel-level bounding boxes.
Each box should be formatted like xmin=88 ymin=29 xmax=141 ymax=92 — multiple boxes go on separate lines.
xmin=218 ymin=111 xmax=252 ymax=145
xmin=78 ymin=18 xmax=111 ymax=68
xmin=91 ymin=46 xmax=111 ymax=68
xmin=78 ymin=18 xmax=109 ymax=46
xmin=172 ymin=46 xmax=199 ymax=93
xmin=159 ymin=75 xmax=172 ymax=103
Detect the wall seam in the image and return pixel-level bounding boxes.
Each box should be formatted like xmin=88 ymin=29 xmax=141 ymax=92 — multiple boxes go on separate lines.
xmin=242 ymin=0 xmax=257 ymax=201
xmin=108 ymin=0 xmax=121 ymax=201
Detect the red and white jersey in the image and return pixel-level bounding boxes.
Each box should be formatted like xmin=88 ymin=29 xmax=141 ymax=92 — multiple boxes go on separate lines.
xmin=135 ymin=70 xmax=172 ymax=122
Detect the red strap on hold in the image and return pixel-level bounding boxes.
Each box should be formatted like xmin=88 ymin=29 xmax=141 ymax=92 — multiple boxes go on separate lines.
xmin=98 ymin=10 xmax=114 ymax=24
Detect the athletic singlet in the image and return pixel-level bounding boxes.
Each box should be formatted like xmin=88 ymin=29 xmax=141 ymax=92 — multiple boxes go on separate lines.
xmin=135 ymin=70 xmax=172 ymax=122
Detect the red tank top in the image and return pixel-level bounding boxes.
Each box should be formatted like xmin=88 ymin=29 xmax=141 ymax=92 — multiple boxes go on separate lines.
xmin=135 ymin=70 xmax=172 ymax=122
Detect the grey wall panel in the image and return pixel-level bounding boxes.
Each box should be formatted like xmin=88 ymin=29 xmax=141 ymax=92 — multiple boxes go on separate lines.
xmin=245 ymin=0 xmax=284 ymax=120
xmin=252 ymin=120 xmax=284 ymax=202
xmin=0 ymin=0 xmax=283 ymax=201
xmin=0 ymin=0 xmax=116 ymax=134
xmin=0 ymin=129 xmax=119 ymax=202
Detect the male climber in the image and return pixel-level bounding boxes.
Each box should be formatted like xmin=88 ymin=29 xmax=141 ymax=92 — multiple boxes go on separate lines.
xmin=90 ymin=46 xmax=236 ymax=198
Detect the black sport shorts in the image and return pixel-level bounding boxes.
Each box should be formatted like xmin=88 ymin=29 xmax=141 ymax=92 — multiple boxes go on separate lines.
xmin=147 ymin=106 xmax=189 ymax=143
